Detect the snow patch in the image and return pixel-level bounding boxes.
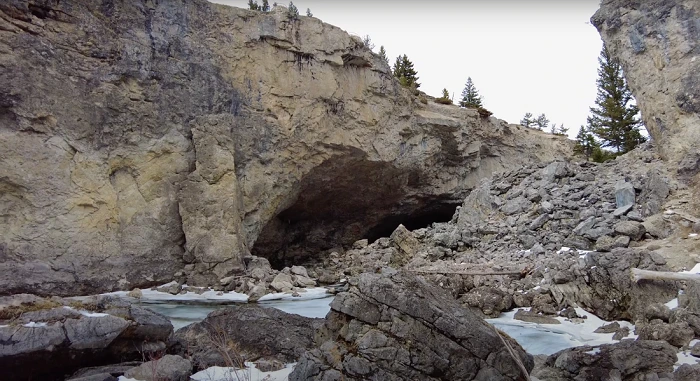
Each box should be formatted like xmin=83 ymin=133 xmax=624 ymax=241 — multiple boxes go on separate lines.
xmin=681 ymin=263 xmax=700 ymax=274
xmin=665 ymin=298 xmax=679 ymax=309
xmin=257 ymin=287 xmax=330 ymax=302
xmin=23 ymin=322 xmax=48 ymax=328
xmin=190 ymin=362 xmax=295 ymax=381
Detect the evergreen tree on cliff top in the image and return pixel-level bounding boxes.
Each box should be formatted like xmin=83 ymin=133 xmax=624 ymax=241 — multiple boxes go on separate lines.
xmin=459 ymin=77 xmax=482 ymax=108
xmin=378 ymin=46 xmax=389 ymax=65
xmin=392 ymin=54 xmax=420 ymax=89
xmin=587 ymin=45 xmax=646 ymax=154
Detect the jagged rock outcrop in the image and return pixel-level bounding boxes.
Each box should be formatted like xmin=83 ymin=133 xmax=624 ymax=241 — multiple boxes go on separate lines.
xmin=170 ymin=304 xmax=323 ymax=368
xmin=289 ymin=271 xmax=534 ymax=381
xmin=0 ymin=294 xmax=173 ymax=381
xmin=592 ymin=0 xmax=700 ymax=186
xmin=0 ymin=0 xmax=572 ymax=295
xmin=533 ymin=340 xmax=678 ymax=381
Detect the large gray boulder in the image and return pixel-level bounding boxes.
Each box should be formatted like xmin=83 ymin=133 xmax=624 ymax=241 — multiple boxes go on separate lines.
xmin=170 ymin=304 xmax=324 ymax=368
xmin=0 ymin=295 xmax=173 ymax=381
xmin=534 ymin=340 xmax=678 ymax=381
xmin=290 ymin=271 xmax=533 ymax=381
xmin=123 ymin=355 xmax=192 ymax=381
xmin=549 ymin=248 xmax=678 ymax=321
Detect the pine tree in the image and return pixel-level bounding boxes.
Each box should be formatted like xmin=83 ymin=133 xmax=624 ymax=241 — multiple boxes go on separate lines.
xmin=261 ymin=0 xmax=270 ymax=11
xmin=287 ymin=1 xmax=299 ymax=19
xmin=306 ymin=8 xmax=312 ymax=17
xmin=520 ymin=112 xmax=534 ymax=128
xmin=550 ymin=123 xmax=569 ymax=136
xmin=436 ymin=88 xmax=452 ymax=104
xmin=248 ymin=0 xmax=260 ymax=10
xmin=534 ymin=113 xmax=549 ymax=130
xmin=459 ymin=77 xmax=482 ymax=108
xmin=392 ymin=54 xmax=419 ymax=89
xmin=362 ymin=35 xmax=375 ymax=51
xmin=378 ymin=46 xmax=389 ymax=65
xmin=587 ymin=45 xmax=646 ymax=153
xmin=574 ymin=126 xmax=598 ymax=159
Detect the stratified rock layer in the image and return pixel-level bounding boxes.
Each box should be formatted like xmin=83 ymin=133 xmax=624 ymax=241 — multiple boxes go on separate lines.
xmin=290 ymin=271 xmax=533 ymax=381
xmin=0 ymin=1 xmax=572 ymax=294
xmin=592 ymin=0 xmax=700 ymax=183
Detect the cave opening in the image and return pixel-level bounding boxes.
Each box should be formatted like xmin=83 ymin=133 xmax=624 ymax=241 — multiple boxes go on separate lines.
xmin=250 ymin=151 xmax=462 ymax=269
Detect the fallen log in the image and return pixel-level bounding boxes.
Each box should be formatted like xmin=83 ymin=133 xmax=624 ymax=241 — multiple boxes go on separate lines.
xmin=408 ymin=269 xmax=524 ymax=277
xmin=631 ymin=268 xmax=700 ymax=283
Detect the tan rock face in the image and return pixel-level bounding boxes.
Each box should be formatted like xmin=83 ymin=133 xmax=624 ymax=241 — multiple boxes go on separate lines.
xmin=592 ymin=0 xmax=700 ymax=183
xmin=0 ymin=0 xmax=572 ymax=295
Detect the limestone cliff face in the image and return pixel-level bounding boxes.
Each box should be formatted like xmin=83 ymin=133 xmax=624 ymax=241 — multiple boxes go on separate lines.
xmin=592 ymin=0 xmax=700 ymax=182
xmin=0 ymin=0 xmax=572 ymax=295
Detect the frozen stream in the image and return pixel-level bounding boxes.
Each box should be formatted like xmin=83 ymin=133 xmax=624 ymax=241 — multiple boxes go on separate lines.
xmin=141 ymin=296 xmax=333 ymax=331
xmin=141 ymin=296 xmax=625 ymax=356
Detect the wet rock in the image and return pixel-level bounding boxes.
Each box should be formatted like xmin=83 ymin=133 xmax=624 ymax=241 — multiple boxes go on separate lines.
xmin=171 ymin=304 xmax=323 ymax=367
xmin=290 ymin=271 xmax=533 ymax=381
xmin=124 ymin=355 xmax=192 ymax=381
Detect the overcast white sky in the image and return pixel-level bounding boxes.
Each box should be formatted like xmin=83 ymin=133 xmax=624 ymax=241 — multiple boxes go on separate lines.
xmin=210 ymin=0 xmax=603 ymax=138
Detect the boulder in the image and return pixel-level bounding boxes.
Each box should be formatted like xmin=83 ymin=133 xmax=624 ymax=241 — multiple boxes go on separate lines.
xmin=533 ymin=340 xmax=677 ymax=381
xmin=614 ymin=181 xmax=635 ymax=208
xmin=460 ymin=286 xmax=514 ymax=318
xmin=636 ymin=320 xmax=695 ymax=347
xmin=549 ymin=248 xmax=678 ymax=321
xmin=390 ymin=224 xmax=420 ymax=265
xmin=0 ymin=296 xmax=173 ymax=381
xmin=124 ymin=355 xmax=192 ymax=381
xmin=290 ymin=271 xmax=533 ymax=381
xmin=170 ymin=304 xmax=323 ymax=367
xmin=614 ymin=220 xmax=646 ymax=241
xmin=270 ymin=273 xmax=294 ymax=292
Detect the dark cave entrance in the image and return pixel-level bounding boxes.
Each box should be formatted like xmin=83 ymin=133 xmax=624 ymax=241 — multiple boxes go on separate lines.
xmin=251 ymin=151 xmax=461 ymax=269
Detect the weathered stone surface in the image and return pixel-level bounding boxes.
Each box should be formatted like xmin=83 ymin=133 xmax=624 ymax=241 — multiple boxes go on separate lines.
xmin=514 ymin=309 xmax=560 ymax=325
xmin=614 ymin=220 xmax=646 ymax=241
xmin=290 ymin=271 xmax=533 ymax=381
xmin=270 ymin=273 xmax=294 ymax=292
xmin=534 ymin=340 xmax=678 ymax=381
xmin=593 ymin=0 xmax=700 ymax=189
xmin=0 ymin=295 xmax=173 ymax=381
xmin=124 ymin=355 xmax=192 ymax=381
xmin=613 ymin=181 xmax=636 ymax=208
xmin=0 ymin=0 xmax=573 ymax=295
xmin=390 ymin=224 xmax=420 ymax=265
xmin=550 ymin=248 xmax=678 ymax=321
xmin=637 ymin=320 xmax=695 ymax=347
xmin=171 ymin=304 xmax=323 ymax=367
